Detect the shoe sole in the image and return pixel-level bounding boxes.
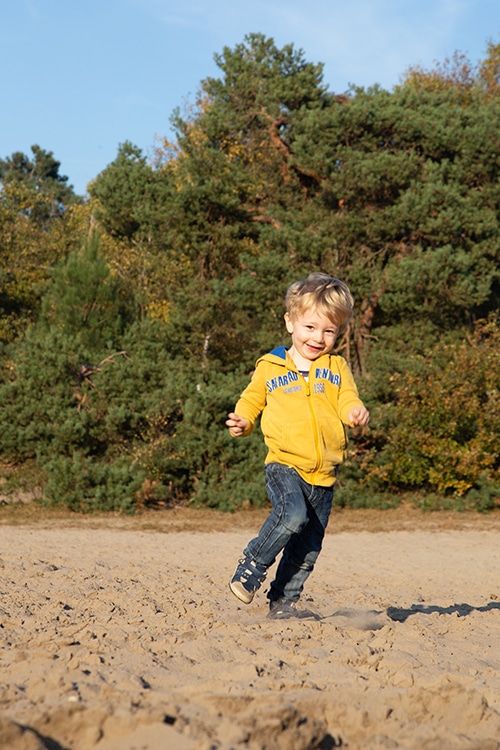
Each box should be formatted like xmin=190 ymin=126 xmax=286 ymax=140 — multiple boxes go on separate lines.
xmin=229 ymin=580 xmax=254 ymax=604
xmin=268 ymin=603 xmax=321 ymax=620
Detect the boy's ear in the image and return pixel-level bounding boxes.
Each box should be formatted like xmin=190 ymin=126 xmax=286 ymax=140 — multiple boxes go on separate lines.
xmin=284 ymin=312 xmax=294 ymax=334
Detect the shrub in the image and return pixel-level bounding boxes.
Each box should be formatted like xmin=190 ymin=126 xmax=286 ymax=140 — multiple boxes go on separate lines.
xmin=42 ymin=452 xmax=144 ymax=513
xmin=362 ymin=316 xmax=500 ymax=508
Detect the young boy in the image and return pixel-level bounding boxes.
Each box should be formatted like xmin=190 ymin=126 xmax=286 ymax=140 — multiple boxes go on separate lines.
xmin=226 ymin=272 xmax=369 ymax=620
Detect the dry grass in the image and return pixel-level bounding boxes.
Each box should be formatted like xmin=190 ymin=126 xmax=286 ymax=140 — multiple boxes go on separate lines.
xmin=1 ymin=498 xmax=500 ymax=533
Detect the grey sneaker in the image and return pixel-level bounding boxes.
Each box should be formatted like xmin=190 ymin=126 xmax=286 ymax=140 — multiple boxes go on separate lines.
xmin=268 ymin=597 xmax=320 ymax=620
xmin=229 ymin=557 xmax=267 ymax=604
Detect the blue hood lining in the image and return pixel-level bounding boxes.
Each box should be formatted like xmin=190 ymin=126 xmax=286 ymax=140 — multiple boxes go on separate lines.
xmin=269 ymin=345 xmax=289 ymax=360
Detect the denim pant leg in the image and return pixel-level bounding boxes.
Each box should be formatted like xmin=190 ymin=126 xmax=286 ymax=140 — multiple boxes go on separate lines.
xmin=268 ymin=475 xmax=334 ymax=603
xmin=244 ymin=463 xmax=310 ymax=569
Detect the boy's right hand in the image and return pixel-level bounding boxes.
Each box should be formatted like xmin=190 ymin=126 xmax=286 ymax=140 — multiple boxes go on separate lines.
xmin=226 ymin=412 xmax=249 ymax=437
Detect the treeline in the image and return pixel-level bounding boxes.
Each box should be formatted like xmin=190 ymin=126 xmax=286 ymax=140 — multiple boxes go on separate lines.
xmin=0 ymin=34 xmax=499 ymax=512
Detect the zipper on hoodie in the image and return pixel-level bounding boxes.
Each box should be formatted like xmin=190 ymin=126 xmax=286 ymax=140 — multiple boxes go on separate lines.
xmin=306 ymin=372 xmax=322 ymax=475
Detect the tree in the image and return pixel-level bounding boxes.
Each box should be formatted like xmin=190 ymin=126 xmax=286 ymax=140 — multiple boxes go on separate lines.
xmin=0 ymin=144 xmax=81 ymax=221
xmin=148 ymin=34 xmax=352 ymax=371
xmin=24 ymin=34 xmax=499 ymax=511
xmin=289 ymin=82 xmax=500 ymax=375
xmin=89 ymin=141 xmax=163 ymax=240
xmin=0 ymin=164 xmax=90 ymax=345
xmin=477 ymin=40 xmax=500 ymax=98
xmin=39 ymin=230 xmax=135 ymax=354
xmin=0 ymin=233 xmax=143 ymax=510
xmin=400 ymin=38 xmax=500 ymax=102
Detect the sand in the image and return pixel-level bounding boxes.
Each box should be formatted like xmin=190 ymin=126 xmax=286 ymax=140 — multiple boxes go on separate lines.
xmin=1 ymin=507 xmax=500 ymax=750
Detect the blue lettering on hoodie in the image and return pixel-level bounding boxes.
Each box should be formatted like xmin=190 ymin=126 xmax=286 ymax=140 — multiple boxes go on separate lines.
xmin=266 ymin=370 xmax=299 ymax=392
xmin=315 ymin=368 xmax=341 ymax=386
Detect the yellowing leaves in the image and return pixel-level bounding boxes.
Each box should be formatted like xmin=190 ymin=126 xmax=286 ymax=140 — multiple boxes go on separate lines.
xmin=146 ymin=299 xmax=170 ymax=323
xmin=368 ymin=316 xmax=500 ymax=497
xmin=400 ymin=41 xmax=500 ymax=103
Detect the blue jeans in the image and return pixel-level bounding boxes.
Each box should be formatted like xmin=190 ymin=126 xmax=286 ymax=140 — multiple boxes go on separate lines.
xmin=244 ymin=463 xmax=334 ymax=603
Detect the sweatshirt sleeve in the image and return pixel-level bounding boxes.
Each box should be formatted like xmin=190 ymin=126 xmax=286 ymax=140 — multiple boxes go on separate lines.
xmin=337 ymin=357 xmax=366 ymax=425
xmin=233 ymin=362 xmax=268 ymax=437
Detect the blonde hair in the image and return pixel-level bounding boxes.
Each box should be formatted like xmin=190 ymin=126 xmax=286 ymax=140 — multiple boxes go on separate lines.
xmin=285 ymin=272 xmax=354 ymax=333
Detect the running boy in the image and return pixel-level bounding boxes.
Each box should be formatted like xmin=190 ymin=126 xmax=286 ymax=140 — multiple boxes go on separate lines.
xmin=226 ymin=272 xmax=369 ymax=619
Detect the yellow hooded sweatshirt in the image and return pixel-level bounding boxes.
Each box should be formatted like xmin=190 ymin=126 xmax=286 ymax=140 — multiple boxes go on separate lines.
xmin=234 ymin=346 xmax=366 ymax=487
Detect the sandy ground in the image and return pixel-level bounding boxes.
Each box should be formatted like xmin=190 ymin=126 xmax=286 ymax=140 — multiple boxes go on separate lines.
xmin=1 ymin=506 xmax=500 ymax=750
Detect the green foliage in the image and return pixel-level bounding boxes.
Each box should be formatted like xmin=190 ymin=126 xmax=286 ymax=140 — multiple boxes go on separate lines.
xmin=129 ymin=363 xmax=267 ymax=510
xmin=42 ymin=452 xmax=144 ymax=513
xmin=333 ymin=467 xmax=402 ymax=510
xmin=411 ymin=475 xmax=500 ymax=514
xmin=39 ymin=230 xmax=134 ymax=353
xmin=2 ymin=35 xmax=500 ymax=513
xmin=173 ymin=374 xmax=267 ymax=510
xmin=0 ymin=292 xmax=268 ymax=512
xmin=0 ymin=162 xmax=88 ymax=344
xmin=0 ymin=238 xmax=149 ymax=512
xmin=0 ymin=315 xmax=167 ymax=511
xmin=0 ymin=144 xmax=81 ymax=220
xmin=363 ymin=317 xmax=500 ymax=508
xmin=89 ymin=141 xmax=170 ymax=241
xmin=293 ymin=85 xmax=500 ymax=343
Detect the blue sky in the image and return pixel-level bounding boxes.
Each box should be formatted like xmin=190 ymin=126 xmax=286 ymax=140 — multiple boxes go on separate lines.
xmin=2 ymin=0 xmax=499 ymax=196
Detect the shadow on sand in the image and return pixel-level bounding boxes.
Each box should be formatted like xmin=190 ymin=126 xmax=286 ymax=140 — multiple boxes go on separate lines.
xmin=387 ymin=600 xmax=500 ymax=623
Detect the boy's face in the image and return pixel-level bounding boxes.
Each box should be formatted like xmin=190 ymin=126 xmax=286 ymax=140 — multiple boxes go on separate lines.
xmin=284 ymin=307 xmax=339 ymax=364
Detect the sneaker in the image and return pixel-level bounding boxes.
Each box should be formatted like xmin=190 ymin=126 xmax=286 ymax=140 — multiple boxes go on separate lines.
xmin=268 ymin=597 xmax=320 ymax=620
xmin=229 ymin=557 xmax=267 ymax=604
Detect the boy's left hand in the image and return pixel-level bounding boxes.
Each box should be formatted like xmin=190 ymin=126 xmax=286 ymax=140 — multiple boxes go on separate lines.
xmin=348 ymin=406 xmax=370 ymax=427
